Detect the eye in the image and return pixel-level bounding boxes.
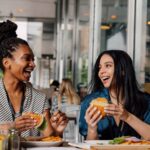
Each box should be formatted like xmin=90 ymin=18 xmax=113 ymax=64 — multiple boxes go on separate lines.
xmin=22 ymin=55 xmax=35 ymax=61
xmin=106 ymin=64 xmax=112 ymax=68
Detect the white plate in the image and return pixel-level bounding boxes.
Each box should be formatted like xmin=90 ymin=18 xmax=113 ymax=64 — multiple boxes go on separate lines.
xmin=68 ymin=142 xmax=91 ymax=149
xmin=85 ymin=140 xmax=110 ymax=145
xmin=21 ymin=140 xmax=63 ymax=147
xmin=68 ymin=140 xmax=110 ymax=149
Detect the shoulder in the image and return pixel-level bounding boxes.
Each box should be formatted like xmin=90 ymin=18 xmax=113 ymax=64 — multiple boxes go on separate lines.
xmin=81 ymin=88 xmax=109 ymax=107
xmin=25 ymin=82 xmax=46 ymax=98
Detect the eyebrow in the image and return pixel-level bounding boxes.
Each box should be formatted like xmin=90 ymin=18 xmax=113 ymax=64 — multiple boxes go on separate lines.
xmin=104 ymin=61 xmax=113 ymax=64
xmin=22 ymin=53 xmax=34 ymax=57
xmin=99 ymin=61 xmax=114 ymax=66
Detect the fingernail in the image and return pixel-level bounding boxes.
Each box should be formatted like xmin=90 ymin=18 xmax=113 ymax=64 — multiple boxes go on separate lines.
xmin=53 ymin=117 xmax=55 ymax=120
xmin=94 ymin=107 xmax=97 ymax=110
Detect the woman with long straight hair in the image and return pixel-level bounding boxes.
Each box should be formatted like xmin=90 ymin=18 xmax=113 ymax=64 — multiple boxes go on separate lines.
xmin=79 ymin=50 xmax=150 ymax=140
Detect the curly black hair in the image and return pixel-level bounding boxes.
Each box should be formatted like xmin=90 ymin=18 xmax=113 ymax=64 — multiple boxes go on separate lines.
xmin=0 ymin=20 xmax=29 ymax=71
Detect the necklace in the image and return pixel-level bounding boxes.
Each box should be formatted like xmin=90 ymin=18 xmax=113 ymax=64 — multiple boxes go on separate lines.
xmin=120 ymin=121 xmax=124 ymax=132
xmin=3 ymin=80 xmax=25 ymax=120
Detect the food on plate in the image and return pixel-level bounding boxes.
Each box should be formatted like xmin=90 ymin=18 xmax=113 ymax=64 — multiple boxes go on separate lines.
xmin=23 ymin=136 xmax=45 ymax=141
xmin=23 ymin=112 xmax=47 ymax=131
xmin=41 ymin=136 xmax=62 ymax=142
xmin=24 ymin=136 xmax=62 ymax=142
xmin=109 ymin=136 xmax=127 ymax=144
xmin=109 ymin=136 xmax=150 ymax=145
xmin=90 ymin=97 xmax=108 ymax=117
xmin=120 ymin=140 xmax=150 ymax=145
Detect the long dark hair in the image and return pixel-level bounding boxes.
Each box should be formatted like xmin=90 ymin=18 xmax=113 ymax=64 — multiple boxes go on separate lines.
xmin=0 ymin=20 xmax=30 ymax=71
xmin=90 ymin=50 xmax=148 ymax=119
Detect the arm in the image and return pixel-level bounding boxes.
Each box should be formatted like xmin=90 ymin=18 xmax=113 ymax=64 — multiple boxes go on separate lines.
xmin=0 ymin=122 xmax=14 ymax=132
xmin=104 ymin=104 xmax=150 ymax=140
xmin=41 ymin=109 xmax=54 ymax=136
xmin=85 ymin=105 xmax=102 ymax=140
xmin=50 ymin=111 xmax=68 ymax=137
xmin=124 ymin=112 xmax=150 ymax=140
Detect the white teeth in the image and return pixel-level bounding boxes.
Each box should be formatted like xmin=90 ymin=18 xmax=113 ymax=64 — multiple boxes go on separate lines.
xmin=25 ymin=69 xmax=32 ymax=72
xmin=101 ymin=77 xmax=109 ymax=80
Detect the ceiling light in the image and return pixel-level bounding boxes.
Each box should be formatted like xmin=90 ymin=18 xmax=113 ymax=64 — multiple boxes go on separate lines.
xmin=101 ymin=25 xmax=110 ymax=30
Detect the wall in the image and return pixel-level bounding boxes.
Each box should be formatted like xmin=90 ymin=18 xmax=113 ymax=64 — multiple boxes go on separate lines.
xmin=0 ymin=0 xmax=55 ymax=18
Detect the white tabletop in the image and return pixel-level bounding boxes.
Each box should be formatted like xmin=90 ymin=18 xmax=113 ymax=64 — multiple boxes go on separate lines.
xmin=26 ymin=147 xmax=80 ymax=150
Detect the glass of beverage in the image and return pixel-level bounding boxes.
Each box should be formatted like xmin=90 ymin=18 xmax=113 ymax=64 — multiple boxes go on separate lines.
xmin=0 ymin=121 xmax=15 ymax=150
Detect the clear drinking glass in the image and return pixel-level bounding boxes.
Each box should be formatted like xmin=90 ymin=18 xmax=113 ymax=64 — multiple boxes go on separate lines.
xmin=0 ymin=121 xmax=15 ymax=150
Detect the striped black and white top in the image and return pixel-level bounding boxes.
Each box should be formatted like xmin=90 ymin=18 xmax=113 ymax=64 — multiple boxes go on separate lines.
xmin=0 ymin=79 xmax=50 ymax=137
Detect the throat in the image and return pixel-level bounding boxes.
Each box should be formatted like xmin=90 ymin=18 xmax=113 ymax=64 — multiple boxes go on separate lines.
xmin=114 ymin=116 xmax=120 ymax=126
xmin=110 ymin=94 xmax=118 ymax=105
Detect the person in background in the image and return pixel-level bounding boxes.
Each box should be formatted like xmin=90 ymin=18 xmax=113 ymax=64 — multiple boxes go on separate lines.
xmin=77 ymin=82 xmax=88 ymax=101
xmin=58 ymin=78 xmax=81 ymax=141
xmin=0 ymin=20 xmax=68 ymax=137
xmin=79 ymin=50 xmax=150 ymax=140
xmin=50 ymin=80 xmax=60 ymax=90
xmin=50 ymin=80 xmax=60 ymax=113
xmin=58 ymin=78 xmax=80 ymax=107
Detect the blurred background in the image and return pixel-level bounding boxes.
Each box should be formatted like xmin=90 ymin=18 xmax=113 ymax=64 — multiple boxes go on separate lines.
xmin=0 ymin=0 xmax=150 ymax=94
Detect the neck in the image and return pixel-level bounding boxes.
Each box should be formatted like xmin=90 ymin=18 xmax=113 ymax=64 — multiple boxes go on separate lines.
xmin=109 ymin=89 xmax=118 ymax=104
xmin=109 ymin=89 xmax=116 ymax=98
xmin=109 ymin=89 xmax=124 ymax=105
xmin=3 ymin=76 xmax=24 ymax=93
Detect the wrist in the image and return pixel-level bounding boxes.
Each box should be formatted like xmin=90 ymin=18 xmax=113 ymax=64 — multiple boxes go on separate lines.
xmin=124 ymin=112 xmax=132 ymax=123
xmin=87 ymin=126 xmax=99 ymax=140
xmin=52 ymin=127 xmax=63 ymax=137
xmin=88 ymin=126 xmax=97 ymax=133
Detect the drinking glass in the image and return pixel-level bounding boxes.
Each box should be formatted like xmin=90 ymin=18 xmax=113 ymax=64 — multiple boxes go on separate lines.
xmin=0 ymin=121 xmax=15 ymax=150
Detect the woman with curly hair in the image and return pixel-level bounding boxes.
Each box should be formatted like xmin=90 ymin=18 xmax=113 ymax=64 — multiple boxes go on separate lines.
xmin=0 ymin=20 xmax=68 ymax=137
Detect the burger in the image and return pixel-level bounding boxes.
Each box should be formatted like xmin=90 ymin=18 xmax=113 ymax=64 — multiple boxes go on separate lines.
xmin=90 ymin=97 xmax=108 ymax=117
xmin=23 ymin=112 xmax=47 ymax=131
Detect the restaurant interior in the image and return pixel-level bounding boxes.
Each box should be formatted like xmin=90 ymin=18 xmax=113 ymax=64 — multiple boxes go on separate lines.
xmin=0 ymin=0 xmax=150 ymax=149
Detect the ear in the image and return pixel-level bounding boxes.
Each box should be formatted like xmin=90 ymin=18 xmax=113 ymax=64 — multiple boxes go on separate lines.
xmin=2 ymin=58 xmax=11 ymax=70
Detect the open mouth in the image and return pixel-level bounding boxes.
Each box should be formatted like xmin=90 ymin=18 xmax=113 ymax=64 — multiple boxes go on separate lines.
xmin=101 ymin=76 xmax=110 ymax=85
xmin=23 ymin=68 xmax=33 ymax=79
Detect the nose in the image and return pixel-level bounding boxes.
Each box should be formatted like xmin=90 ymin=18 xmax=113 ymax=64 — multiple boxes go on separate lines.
xmin=29 ymin=60 xmax=36 ymax=68
xmin=99 ymin=66 xmax=106 ymax=74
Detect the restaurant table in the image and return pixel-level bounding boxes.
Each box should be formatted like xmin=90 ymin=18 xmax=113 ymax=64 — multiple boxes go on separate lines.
xmin=22 ymin=147 xmax=80 ymax=150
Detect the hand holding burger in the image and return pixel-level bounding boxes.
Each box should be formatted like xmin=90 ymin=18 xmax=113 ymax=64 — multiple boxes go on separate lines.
xmin=85 ymin=97 xmax=108 ymax=129
xmin=22 ymin=112 xmax=47 ymax=131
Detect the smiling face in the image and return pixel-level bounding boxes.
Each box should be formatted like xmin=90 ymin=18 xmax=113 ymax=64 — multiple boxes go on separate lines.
xmin=98 ymin=54 xmax=115 ymax=88
xmin=3 ymin=44 xmax=35 ymax=82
